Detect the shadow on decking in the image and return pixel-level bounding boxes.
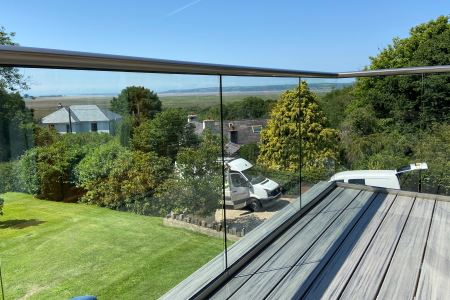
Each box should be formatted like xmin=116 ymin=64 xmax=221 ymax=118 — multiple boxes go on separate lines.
xmin=0 ymin=219 xmax=46 ymax=229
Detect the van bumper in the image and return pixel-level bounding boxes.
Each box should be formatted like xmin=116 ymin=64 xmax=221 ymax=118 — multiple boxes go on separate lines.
xmin=260 ymin=191 xmax=282 ymax=208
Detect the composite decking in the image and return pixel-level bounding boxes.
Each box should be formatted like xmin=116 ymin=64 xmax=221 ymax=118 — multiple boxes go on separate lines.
xmin=161 ymin=182 xmax=450 ymax=300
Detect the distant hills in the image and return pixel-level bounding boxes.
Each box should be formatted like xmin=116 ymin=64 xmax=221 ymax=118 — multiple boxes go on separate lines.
xmin=160 ymin=82 xmax=353 ymax=94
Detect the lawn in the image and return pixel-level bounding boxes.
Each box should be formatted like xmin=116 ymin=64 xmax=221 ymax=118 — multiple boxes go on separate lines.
xmin=0 ymin=193 xmax=225 ymax=299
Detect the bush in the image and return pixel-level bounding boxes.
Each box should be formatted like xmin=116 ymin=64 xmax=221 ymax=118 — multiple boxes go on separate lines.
xmin=16 ymin=132 xmax=113 ymax=201
xmin=239 ymin=143 xmax=259 ymax=163
xmin=0 ymin=161 xmax=20 ymax=193
xmin=17 ymin=148 xmax=40 ymax=195
xmin=76 ymin=141 xmax=172 ymax=209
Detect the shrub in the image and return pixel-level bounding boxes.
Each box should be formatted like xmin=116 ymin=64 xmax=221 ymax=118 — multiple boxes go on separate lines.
xmin=239 ymin=143 xmax=259 ymax=163
xmin=76 ymin=141 xmax=172 ymax=209
xmin=155 ymin=132 xmax=222 ymax=216
xmin=0 ymin=161 xmax=19 ymax=193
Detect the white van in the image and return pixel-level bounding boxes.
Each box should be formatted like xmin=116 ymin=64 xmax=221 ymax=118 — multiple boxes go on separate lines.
xmin=224 ymin=158 xmax=282 ymax=211
xmin=330 ymin=162 xmax=428 ymax=190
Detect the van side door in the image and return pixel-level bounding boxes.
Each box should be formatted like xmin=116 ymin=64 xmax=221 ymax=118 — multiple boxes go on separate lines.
xmin=227 ymin=172 xmax=250 ymax=208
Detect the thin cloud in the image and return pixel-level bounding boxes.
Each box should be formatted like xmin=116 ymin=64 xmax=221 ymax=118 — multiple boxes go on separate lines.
xmin=167 ymin=0 xmax=202 ymax=17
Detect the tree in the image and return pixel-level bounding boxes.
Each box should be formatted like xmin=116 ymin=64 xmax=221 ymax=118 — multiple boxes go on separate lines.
xmin=258 ymin=82 xmax=339 ymax=180
xmin=155 ymin=131 xmax=222 ymax=216
xmin=0 ymin=26 xmax=28 ymax=91
xmin=0 ymin=89 xmax=33 ymax=161
xmin=111 ymin=86 xmax=161 ymax=122
xmin=318 ymin=86 xmax=355 ymax=129
xmin=132 ymin=108 xmax=198 ymax=160
xmin=199 ymin=96 xmax=276 ymax=120
xmin=348 ymin=16 xmax=450 ymax=132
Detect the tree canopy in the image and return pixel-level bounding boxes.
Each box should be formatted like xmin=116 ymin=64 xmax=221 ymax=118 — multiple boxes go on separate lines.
xmin=132 ymin=108 xmax=198 ymax=160
xmin=0 ymin=26 xmax=28 ymax=91
xmin=348 ymin=16 xmax=450 ymax=132
xmin=258 ymin=82 xmax=338 ymax=180
xmin=111 ymin=86 xmax=162 ymax=122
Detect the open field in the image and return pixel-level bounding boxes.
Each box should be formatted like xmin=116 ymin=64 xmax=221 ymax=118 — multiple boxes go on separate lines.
xmin=25 ymin=92 xmax=282 ymax=120
xmin=0 ymin=193 xmax=224 ymax=299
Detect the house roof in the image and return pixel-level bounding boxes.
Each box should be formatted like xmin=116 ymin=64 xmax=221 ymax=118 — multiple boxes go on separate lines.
xmin=41 ymin=105 xmax=122 ymax=124
xmin=161 ymin=182 xmax=450 ymax=299
xmin=189 ymin=119 xmax=268 ymax=145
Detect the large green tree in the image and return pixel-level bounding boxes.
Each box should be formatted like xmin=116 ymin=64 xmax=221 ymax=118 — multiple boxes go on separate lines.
xmin=0 ymin=26 xmax=28 ymax=91
xmin=111 ymin=86 xmax=161 ymax=122
xmin=348 ymin=16 xmax=450 ymax=132
xmin=0 ymin=26 xmax=32 ymax=162
xmin=258 ymin=82 xmax=338 ymax=180
xmin=132 ymin=108 xmax=198 ymax=160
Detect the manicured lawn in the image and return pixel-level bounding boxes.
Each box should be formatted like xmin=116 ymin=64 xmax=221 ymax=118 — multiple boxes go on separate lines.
xmin=0 ymin=193 xmax=225 ymax=299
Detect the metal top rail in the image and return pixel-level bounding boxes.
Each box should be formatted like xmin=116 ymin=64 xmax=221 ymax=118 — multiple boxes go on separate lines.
xmin=0 ymin=46 xmax=449 ymax=78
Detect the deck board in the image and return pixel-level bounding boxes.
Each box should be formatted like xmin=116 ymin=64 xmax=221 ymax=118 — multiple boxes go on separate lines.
xmin=339 ymin=195 xmax=415 ymax=299
xmin=224 ymin=189 xmax=365 ymax=299
xmin=377 ymin=198 xmax=435 ymax=300
xmin=266 ymin=191 xmax=377 ymax=299
xmin=303 ymin=192 xmax=396 ymax=300
xmin=415 ymin=201 xmax=450 ymax=300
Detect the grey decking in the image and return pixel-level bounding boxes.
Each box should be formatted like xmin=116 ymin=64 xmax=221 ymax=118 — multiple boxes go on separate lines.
xmin=161 ymin=182 xmax=450 ymax=300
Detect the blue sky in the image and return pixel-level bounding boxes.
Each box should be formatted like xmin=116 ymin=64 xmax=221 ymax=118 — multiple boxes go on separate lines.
xmin=1 ymin=0 xmax=448 ymax=95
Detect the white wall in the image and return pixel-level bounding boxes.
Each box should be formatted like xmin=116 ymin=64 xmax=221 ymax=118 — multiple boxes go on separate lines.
xmin=49 ymin=121 xmax=112 ymax=134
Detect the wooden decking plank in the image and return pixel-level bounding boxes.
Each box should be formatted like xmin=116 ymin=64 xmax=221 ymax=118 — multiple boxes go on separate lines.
xmin=235 ymin=187 xmax=345 ymax=276
xmin=303 ymin=192 xmax=396 ymax=299
xmin=266 ymin=191 xmax=377 ymax=299
xmin=415 ymin=200 xmax=450 ymax=300
xmin=209 ymin=187 xmax=346 ymax=299
xmin=225 ymin=188 xmax=362 ymax=299
xmin=258 ymin=188 xmax=361 ymax=272
xmin=339 ymin=195 xmax=415 ymax=299
xmin=377 ymin=198 xmax=435 ymax=300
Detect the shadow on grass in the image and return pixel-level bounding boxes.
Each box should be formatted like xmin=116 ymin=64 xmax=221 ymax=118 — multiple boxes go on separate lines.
xmin=0 ymin=219 xmax=46 ymax=229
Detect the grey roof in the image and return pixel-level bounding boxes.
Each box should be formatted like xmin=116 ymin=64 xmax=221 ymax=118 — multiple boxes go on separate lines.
xmin=41 ymin=105 xmax=122 ymax=124
xmin=162 ymin=182 xmax=450 ymax=299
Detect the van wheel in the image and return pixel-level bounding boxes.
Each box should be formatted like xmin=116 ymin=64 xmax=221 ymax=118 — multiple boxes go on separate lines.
xmin=249 ymin=199 xmax=262 ymax=212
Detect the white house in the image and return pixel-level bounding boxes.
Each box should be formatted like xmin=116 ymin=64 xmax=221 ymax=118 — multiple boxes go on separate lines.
xmin=41 ymin=105 xmax=122 ymax=134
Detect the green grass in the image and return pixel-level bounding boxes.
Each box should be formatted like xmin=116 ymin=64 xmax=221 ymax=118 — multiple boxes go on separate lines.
xmin=0 ymin=193 xmax=225 ymax=299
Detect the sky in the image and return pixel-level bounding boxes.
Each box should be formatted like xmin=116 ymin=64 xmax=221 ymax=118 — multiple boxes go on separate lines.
xmin=0 ymin=0 xmax=448 ymax=95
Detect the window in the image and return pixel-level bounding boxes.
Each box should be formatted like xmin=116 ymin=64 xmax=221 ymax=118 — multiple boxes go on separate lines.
xmin=348 ymin=179 xmax=366 ymax=185
xmin=230 ymin=173 xmax=248 ymax=187
xmin=91 ymin=122 xmax=98 ymax=132
xmin=252 ymin=125 xmax=262 ymax=134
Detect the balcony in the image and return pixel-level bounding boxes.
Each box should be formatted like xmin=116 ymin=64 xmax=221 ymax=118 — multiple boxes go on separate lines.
xmin=0 ymin=46 xmax=449 ymax=299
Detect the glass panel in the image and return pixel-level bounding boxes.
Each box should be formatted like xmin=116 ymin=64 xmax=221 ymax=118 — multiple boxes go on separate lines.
xmin=300 ymin=78 xmax=348 ymax=201
xmin=219 ymin=76 xmax=299 ymax=241
xmin=314 ymin=73 xmax=449 ymax=196
xmin=417 ymin=73 xmax=450 ymax=195
xmin=0 ymin=68 xmax=226 ymax=299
